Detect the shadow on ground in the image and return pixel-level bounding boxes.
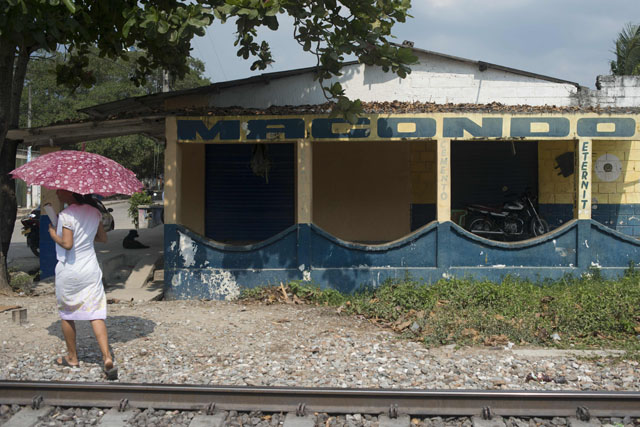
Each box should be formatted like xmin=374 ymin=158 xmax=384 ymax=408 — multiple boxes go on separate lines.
xmin=47 ymin=315 xmax=156 ymax=344
xmin=46 ymin=315 xmax=156 ymax=364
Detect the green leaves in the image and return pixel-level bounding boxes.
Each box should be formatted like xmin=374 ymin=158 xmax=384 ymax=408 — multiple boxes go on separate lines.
xmin=610 ymin=23 xmax=640 ymax=76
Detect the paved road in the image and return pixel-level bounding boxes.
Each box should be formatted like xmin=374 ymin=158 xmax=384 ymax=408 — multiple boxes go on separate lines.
xmin=8 ymin=200 xmax=137 ymax=272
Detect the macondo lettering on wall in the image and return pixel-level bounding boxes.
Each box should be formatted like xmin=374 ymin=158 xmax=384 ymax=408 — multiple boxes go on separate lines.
xmin=177 ymin=116 xmax=638 ymax=142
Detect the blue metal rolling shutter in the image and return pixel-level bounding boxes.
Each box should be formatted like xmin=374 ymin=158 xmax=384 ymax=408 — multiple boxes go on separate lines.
xmin=205 ymin=143 xmax=294 ymax=242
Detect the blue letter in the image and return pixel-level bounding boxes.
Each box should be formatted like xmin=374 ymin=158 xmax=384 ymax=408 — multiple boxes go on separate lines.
xmin=577 ymin=118 xmax=635 ymax=137
xmin=510 ymin=118 xmax=570 ymax=137
xmin=377 ymin=118 xmax=436 ymax=138
xmin=443 ymin=118 xmax=503 ymax=138
xmin=311 ymin=118 xmax=371 ymax=139
xmin=177 ymin=119 xmax=240 ymax=141
xmin=247 ymin=119 xmax=306 ymax=140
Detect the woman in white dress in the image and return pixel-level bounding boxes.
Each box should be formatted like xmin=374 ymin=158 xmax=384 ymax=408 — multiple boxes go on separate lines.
xmin=48 ymin=189 xmax=117 ymax=380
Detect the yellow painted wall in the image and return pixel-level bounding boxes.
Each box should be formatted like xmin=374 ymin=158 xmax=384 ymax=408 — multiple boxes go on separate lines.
xmin=165 ymin=117 xmax=205 ymax=233
xmin=538 ymin=140 xmax=576 ymax=206
xmin=313 ymin=141 xmax=411 ymax=242
xmin=410 ymin=141 xmax=437 ymax=204
xmin=180 ymin=144 xmax=205 ymax=234
xmin=592 ymin=140 xmax=640 ymax=205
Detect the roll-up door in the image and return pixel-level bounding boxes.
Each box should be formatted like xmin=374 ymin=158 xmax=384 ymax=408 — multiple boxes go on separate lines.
xmin=451 ymin=141 xmax=538 ymax=209
xmin=205 ymin=143 xmax=294 ymax=243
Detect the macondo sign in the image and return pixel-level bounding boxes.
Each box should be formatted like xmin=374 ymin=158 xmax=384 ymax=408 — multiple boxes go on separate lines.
xmin=177 ymin=115 xmax=638 ymax=142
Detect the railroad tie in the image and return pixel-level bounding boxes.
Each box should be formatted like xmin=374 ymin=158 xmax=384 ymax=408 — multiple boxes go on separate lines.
xmin=283 ymin=412 xmax=315 ymax=427
xmin=189 ymin=413 xmax=227 ymax=427
xmin=566 ymin=417 xmax=602 ymax=427
xmin=378 ymin=414 xmax=411 ymax=427
xmin=3 ymin=406 xmax=53 ymax=427
xmin=97 ymin=408 xmax=134 ymax=426
xmin=471 ymin=416 xmax=506 ymax=427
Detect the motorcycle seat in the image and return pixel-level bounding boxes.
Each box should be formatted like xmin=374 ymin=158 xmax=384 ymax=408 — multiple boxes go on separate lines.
xmin=468 ymin=204 xmax=503 ymax=213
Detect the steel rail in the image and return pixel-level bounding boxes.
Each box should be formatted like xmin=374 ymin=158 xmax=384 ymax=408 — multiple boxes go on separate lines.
xmin=1 ymin=381 xmax=640 ymax=418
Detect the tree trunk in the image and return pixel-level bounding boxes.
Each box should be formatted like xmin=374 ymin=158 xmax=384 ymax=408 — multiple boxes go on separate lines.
xmin=0 ymin=44 xmax=26 ymax=295
xmin=0 ymin=137 xmax=18 ymax=295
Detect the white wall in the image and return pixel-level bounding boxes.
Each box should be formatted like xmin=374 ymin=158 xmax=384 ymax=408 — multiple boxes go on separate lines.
xmin=208 ymin=51 xmax=579 ymax=108
xmin=579 ymin=75 xmax=640 ymax=108
xmin=206 ymin=50 xmax=639 ymax=110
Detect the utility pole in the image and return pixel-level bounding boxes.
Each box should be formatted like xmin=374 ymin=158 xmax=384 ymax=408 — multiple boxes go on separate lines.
xmin=26 ymin=84 xmax=32 ymax=208
xmin=162 ymin=69 xmax=170 ymax=93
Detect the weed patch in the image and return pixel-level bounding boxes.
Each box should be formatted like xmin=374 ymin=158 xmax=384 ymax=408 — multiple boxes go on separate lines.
xmin=240 ymin=273 xmax=640 ymax=352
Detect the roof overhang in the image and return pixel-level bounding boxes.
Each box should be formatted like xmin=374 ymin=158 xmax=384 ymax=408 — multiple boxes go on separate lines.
xmin=6 ymin=116 xmax=166 ymax=147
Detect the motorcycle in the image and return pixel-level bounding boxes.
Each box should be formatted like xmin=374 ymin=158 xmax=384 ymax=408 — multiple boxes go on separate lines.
xmin=464 ymin=192 xmax=549 ymax=240
xmin=21 ymin=206 xmax=40 ymax=257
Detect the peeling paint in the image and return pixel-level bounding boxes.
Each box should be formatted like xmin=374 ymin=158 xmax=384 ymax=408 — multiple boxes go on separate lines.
xmin=170 ymin=241 xmax=177 ymax=251
xmin=303 ymin=270 xmax=311 ymax=281
xmin=178 ymin=231 xmax=197 ymax=267
xmin=298 ymin=264 xmax=306 ymax=271
xmin=555 ymin=247 xmax=568 ymax=257
xmin=201 ymin=270 xmax=240 ymax=301
xmin=584 ymin=240 xmax=589 ymax=249
xmin=492 ymin=264 xmax=506 ymax=268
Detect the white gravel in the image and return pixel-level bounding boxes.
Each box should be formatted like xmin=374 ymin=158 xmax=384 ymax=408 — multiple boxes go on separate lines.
xmin=1 ymin=289 xmax=639 ymax=391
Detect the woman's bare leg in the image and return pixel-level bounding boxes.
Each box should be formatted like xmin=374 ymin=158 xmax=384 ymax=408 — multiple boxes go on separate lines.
xmin=90 ymin=319 xmax=113 ymax=368
xmin=60 ymin=320 xmax=78 ymax=365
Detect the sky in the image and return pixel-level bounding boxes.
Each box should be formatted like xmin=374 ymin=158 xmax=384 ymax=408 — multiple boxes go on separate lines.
xmin=191 ymin=0 xmax=638 ymax=89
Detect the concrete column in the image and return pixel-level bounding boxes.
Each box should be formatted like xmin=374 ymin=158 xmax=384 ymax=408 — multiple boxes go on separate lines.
xmin=164 ymin=117 xmax=180 ymax=224
xmin=296 ymin=139 xmax=313 ymax=277
xmin=296 ymin=139 xmax=313 ymax=224
xmin=576 ymin=139 xmax=592 ymax=270
xmin=576 ymin=139 xmax=592 ymax=219
xmin=437 ymin=138 xmax=451 ymax=223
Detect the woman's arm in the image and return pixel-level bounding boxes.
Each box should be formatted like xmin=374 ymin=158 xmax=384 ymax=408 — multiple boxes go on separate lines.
xmin=49 ymin=224 xmax=73 ymax=250
xmin=95 ymin=222 xmax=108 ymax=243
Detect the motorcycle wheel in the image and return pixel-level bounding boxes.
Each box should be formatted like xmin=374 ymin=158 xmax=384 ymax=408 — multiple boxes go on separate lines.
xmin=467 ymin=216 xmax=494 ymax=235
xmin=530 ymin=218 xmax=549 ymax=237
xmin=27 ymin=234 xmax=39 ymax=257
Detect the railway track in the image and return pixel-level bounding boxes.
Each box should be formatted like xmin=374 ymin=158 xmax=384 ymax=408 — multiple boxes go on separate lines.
xmin=1 ymin=381 xmax=640 ymax=426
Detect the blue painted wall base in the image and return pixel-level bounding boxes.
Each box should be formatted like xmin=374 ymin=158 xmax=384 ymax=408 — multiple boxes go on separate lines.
xmin=164 ymin=219 xmax=640 ymax=300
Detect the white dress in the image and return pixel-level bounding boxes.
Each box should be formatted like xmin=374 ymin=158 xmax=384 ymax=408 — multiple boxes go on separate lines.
xmin=54 ymin=203 xmax=106 ymax=320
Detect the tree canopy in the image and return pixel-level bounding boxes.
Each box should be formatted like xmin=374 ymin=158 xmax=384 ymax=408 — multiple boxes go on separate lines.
xmin=610 ymin=23 xmax=640 ymax=76
xmin=0 ymin=0 xmax=416 ymax=293
xmin=22 ymin=51 xmax=210 ymax=181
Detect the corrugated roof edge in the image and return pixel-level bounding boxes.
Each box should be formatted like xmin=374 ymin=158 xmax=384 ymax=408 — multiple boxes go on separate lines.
xmin=79 ymin=44 xmax=581 ymax=119
xmin=78 ymin=62 xmax=357 ymax=119
xmin=395 ymin=43 xmax=582 ymax=88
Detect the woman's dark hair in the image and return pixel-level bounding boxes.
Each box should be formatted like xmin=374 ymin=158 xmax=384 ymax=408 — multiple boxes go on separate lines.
xmin=71 ymin=192 xmax=101 ymax=211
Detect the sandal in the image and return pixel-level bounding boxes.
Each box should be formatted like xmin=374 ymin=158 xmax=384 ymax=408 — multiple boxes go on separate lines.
xmin=54 ymin=357 xmax=79 ymax=368
xmin=103 ymin=360 xmax=118 ymax=380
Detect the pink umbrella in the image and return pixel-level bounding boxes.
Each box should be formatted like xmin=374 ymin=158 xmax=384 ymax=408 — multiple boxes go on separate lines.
xmin=10 ymin=150 xmax=143 ymax=196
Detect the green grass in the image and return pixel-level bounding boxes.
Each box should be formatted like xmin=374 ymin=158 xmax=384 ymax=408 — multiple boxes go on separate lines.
xmin=240 ymin=271 xmax=640 ymax=353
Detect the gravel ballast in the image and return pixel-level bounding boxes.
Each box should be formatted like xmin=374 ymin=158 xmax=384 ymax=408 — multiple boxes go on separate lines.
xmin=1 ymin=291 xmax=639 ymax=392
